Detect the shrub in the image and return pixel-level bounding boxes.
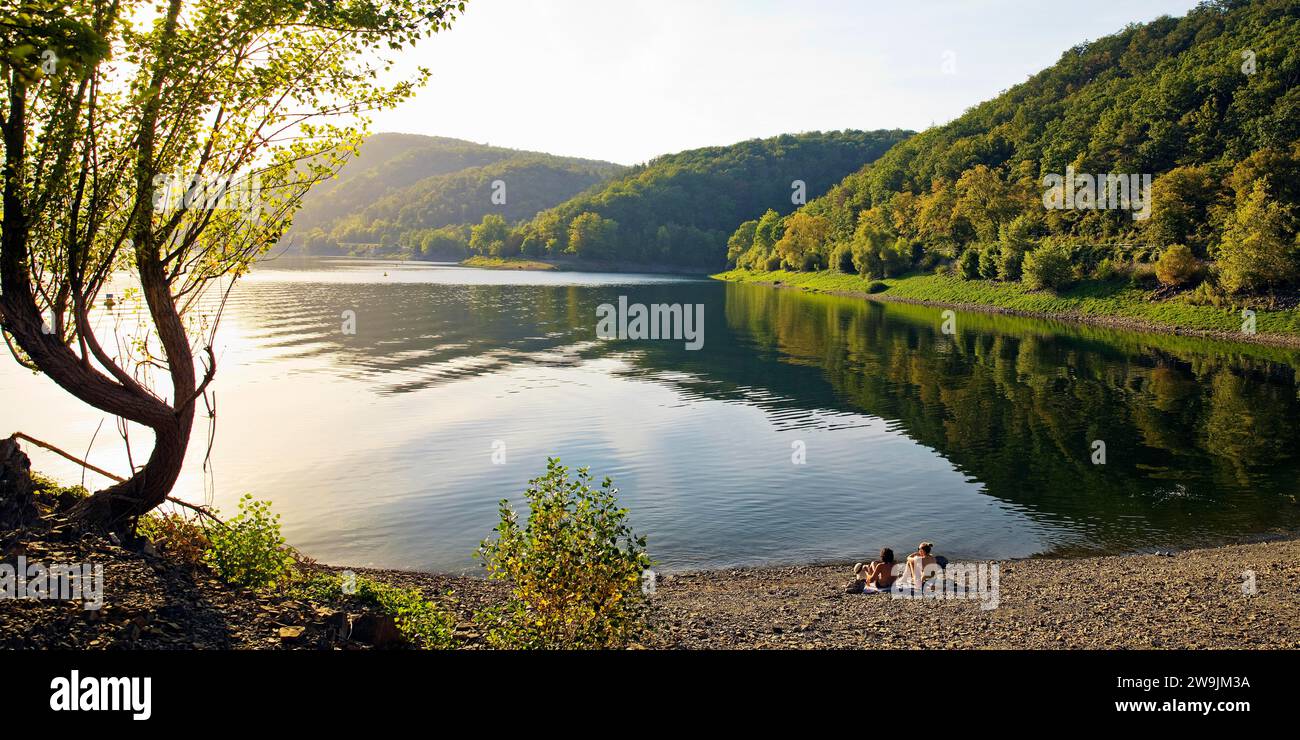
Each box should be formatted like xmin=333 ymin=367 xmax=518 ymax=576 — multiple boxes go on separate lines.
xmin=1022 ymin=242 xmax=1075 ymax=291
xmin=978 ymin=245 xmax=1001 ymax=280
xmin=476 ymin=459 xmax=652 ymax=649
xmin=1185 ymin=280 xmax=1231 ymax=307
xmin=292 ymin=572 xmax=456 ymax=648
xmin=764 ymin=254 xmax=783 ymax=272
xmin=203 ymin=494 xmax=293 ymax=589
xmin=1155 ymin=244 xmax=1200 ymax=287
xmin=865 ymin=280 xmax=888 ymax=294
xmin=1217 ymin=180 xmax=1299 ymax=294
xmin=998 ymin=246 xmax=1025 ymax=281
xmin=137 ymin=512 xmax=210 ymax=567
xmin=957 ymin=248 xmax=981 ymax=280
xmin=832 ymin=244 xmax=855 ymax=274
xmin=355 ymin=578 xmax=456 ymax=649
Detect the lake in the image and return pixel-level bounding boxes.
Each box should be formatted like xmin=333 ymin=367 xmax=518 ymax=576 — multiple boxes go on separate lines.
xmin=3 ymin=256 xmax=1299 ymax=573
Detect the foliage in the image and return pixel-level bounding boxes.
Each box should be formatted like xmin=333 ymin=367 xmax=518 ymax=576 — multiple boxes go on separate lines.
xmin=958 ymin=248 xmax=982 ymax=280
xmin=137 ymin=512 xmax=210 ymax=567
xmin=1217 ymin=180 xmax=1299 ymax=293
xmin=713 ymin=268 xmax=1300 ymax=338
xmin=469 ymin=214 xmax=510 ymax=257
xmin=566 ymin=212 xmax=621 ymax=260
xmin=1155 ymin=244 xmax=1201 ymax=287
xmin=476 ymin=459 xmax=652 ymax=649
xmin=752 ymin=0 xmax=1300 ymax=296
xmin=294 ymin=572 xmax=456 ymax=649
xmin=291 ymin=134 xmax=623 ymax=254
xmin=524 ymin=130 xmax=910 ymax=269
xmin=1022 ymin=242 xmax=1076 ymax=291
xmin=0 ymin=0 xmax=468 ymax=518
xmin=203 ymin=495 xmax=293 ymax=589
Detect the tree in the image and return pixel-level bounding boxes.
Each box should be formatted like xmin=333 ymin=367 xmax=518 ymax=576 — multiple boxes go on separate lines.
xmin=1146 ymin=166 xmax=1219 ymax=254
xmin=726 ymin=219 xmax=757 ymax=266
xmin=774 ymin=211 xmax=829 ymax=270
xmin=469 ymin=213 xmax=509 ymax=256
xmin=566 ymin=212 xmax=618 ymax=259
xmin=1154 ymin=244 xmax=1200 ymax=287
xmin=1022 ymin=242 xmax=1075 ymax=291
xmin=1216 ymin=181 xmax=1298 ymax=295
xmin=0 ymin=0 xmax=465 ymax=525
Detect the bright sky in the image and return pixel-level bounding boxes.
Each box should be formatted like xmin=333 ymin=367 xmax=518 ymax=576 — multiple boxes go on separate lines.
xmin=370 ymin=0 xmax=1205 ymax=165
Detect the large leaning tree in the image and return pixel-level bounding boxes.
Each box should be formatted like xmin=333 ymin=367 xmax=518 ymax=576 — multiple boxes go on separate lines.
xmin=1 ymin=0 xmax=465 ymax=525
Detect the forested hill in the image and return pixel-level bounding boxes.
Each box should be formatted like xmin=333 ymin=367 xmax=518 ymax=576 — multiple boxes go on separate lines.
xmin=729 ymin=0 xmax=1300 ymax=300
xmin=287 ymin=133 xmax=624 ymax=257
xmin=503 ymin=130 xmax=912 ymax=269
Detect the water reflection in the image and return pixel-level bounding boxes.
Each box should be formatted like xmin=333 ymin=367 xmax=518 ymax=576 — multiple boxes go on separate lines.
xmin=2 ymin=257 xmax=1297 ymax=572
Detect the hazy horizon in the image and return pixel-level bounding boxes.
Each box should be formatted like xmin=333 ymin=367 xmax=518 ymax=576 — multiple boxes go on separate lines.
xmin=369 ymin=0 xmax=1204 ymax=165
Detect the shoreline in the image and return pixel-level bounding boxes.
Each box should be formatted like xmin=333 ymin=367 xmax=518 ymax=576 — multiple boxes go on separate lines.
xmin=349 ymin=534 xmax=1300 ymax=649
xmin=5 ymin=521 xmax=1297 ymax=649
xmin=460 ymin=255 xmax=709 ymax=275
xmin=713 ymin=270 xmax=1300 ymax=350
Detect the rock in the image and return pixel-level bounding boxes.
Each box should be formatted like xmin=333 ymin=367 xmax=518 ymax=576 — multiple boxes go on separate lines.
xmin=0 ymin=437 xmax=35 ymax=528
xmin=350 ymin=613 xmax=405 ymax=649
xmin=279 ymin=626 xmax=306 ymax=642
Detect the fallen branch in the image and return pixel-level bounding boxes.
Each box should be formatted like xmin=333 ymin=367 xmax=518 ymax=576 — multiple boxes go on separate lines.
xmin=8 ymin=432 xmax=226 ymax=526
xmin=10 ymin=431 xmax=125 ymax=482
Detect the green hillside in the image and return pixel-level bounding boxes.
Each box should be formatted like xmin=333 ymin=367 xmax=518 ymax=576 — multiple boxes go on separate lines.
xmin=288 ymin=133 xmax=623 ymax=258
xmin=503 ymin=130 xmax=912 ymax=269
xmin=726 ymin=0 xmax=1300 ymax=303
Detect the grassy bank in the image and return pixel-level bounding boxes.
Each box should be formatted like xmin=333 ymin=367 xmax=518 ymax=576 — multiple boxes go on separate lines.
xmin=462 ymin=254 xmax=706 ymax=275
xmin=460 ymin=255 xmax=561 ymax=271
xmin=713 ymin=268 xmax=1300 ymax=343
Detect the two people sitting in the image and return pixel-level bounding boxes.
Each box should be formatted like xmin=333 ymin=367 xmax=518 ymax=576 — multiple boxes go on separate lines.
xmin=849 ymin=541 xmax=947 ymax=593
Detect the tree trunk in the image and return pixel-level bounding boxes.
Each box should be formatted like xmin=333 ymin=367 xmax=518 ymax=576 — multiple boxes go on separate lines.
xmin=72 ymin=412 xmax=195 ymax=526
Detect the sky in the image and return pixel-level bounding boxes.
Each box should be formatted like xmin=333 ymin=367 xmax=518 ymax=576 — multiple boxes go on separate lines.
xmin=369 ymin=0 xmax=1206 ymax=166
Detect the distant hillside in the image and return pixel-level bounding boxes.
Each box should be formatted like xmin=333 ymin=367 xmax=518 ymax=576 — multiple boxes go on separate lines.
xmin=502 ymin=130 xmax=912 ymax=269
xmin=729 ymin=0 xmax=1300 ymax=300
xmin=288 ymin=133 xmax=623 ymax=258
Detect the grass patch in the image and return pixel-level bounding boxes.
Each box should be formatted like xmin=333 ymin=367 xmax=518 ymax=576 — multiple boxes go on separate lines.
xmin=461 ymin=255 xmax=559 ymax=271
xmin=712 ymin=269 xmax=1300 ymax=338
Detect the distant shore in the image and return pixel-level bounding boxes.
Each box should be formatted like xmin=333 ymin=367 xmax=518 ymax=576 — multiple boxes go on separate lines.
xmin=714 ymin=268 xmax=1300 ymax=349
xmin=461 ymin=255 xmax=707 ymax=275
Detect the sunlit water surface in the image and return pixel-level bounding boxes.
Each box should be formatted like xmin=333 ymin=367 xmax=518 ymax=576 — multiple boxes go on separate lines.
xmin=3 ymin=257 xmax=1299 ymax=573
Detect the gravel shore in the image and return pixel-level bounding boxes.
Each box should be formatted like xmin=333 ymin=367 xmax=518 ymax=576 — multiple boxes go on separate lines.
xmin=4 ymin=531 xmax=1296 ymax=649
xmin=638 ymin=539 xmax=1300 ymax=649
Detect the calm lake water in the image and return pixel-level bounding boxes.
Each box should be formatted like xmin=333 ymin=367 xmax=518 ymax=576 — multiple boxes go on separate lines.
xmin=3 ymin=257 xmax=1300 ymax=573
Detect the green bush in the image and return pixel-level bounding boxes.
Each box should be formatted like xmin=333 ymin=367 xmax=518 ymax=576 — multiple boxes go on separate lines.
xmin=865 ymin=280 xmax=888 ymax=294
xmin=355 ymin=578 xmax=456 ymax=649
xmin=978 ymin=245 xmax=1001 ymax=280
xmin=1022 ymin=242 xmax=1075 ymax=291
xmin=957 ymin=248 xmax=981 ymax=280
xmin=293 ymin=572 xmax=457 ymax=649
xmin=476 ymin=458 xmax=652 ymax=649
xmin=203 ymin=494 xmax=293 ymax=589
xmin=998 ymin=246 xmax=1025 ymax=281
xmin=1155 ymin=244 xmax=1200 ymax=286
xmin=832 ymin=244 xmax=855 ymax=274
